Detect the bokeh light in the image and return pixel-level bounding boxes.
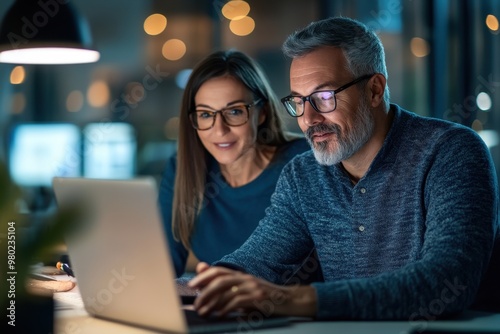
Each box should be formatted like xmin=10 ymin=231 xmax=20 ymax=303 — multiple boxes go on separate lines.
xmin=87 ymin=80 xmax=110 ymax=108
xmin=10 ymin=66 xmax=25 ymax=84
xmin=476 ymin=92 xmax=492 ymax=111
xmin=144 ymin=13 xmax=167 ymax=35
xmin=486 ymin=14 xmax=499 ymax=32
xmin=175 ymin=69 xmax=192 ymax=89
xmin=66 ymin=90 xmax=84 ymax=112
xmin=229 ymin=16 xmax=255 ymax=36
xmin=162 ymin=39 xmax=187 ymax=61
xmin=478 ymin=130 xmax=499 ymax=148
xmin=222 ymin=1 xmax=250 ymax=20
xmin=410 ymin=37 xmax=430 ymax=57
xmin=472 ymin=119 xmax=483 ymax=132
xmin=164 ymin=117 xmax=180 ymax=140
xmin=12 ymin=93 xmax=26 ymax=114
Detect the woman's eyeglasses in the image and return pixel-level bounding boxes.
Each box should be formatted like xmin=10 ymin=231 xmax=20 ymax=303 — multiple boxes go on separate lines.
xmin=189 ymin=99 xmax=261 ymax=130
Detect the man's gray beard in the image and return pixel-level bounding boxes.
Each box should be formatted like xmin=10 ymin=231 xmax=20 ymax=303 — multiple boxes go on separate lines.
xmin=306 ymin=98 xmax=375 ymax=166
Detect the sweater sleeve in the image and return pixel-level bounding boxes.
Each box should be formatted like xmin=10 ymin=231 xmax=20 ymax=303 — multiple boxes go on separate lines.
xmin=312 ymin=127 xmax=498 ymax=320
xmin=215 ymin=160 xmax=317 ymax=284
xmin=158 ymin=153 xmax=189 ymax=277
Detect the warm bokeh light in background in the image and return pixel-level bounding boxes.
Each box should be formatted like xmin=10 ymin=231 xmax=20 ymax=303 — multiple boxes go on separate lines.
xmin=222 ymin=0 xmax=250 ymax=20
xmin=164 ymin=117 xmax=179 ymax=140
xmin=66 ymin=90 xmax=84 ymax=112
xmin=410 ymin=37 xmax=430 ymax=57
xmin=10 ymin=66 xmax=25 ymax=84
xmin=87 ymin=80 xmax=110 ymax=108
xmin=472 ymin=119 xmax=483 ymax=132
xmin=229 ymin=16 xmax=255 ymax=36
xmin=144 ymin=13 xmax=167 ymax=35
xmin=11 ymin=93 xmax=26 ymax=114
xmin=162 ymin=39 xmax=187 ymax=60
xmin=486 ymin=14 xmax=499 ymax=32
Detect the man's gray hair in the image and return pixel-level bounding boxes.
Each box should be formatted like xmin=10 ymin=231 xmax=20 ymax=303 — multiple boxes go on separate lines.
xmin=282 ymin=17 xmax=390 ymax=107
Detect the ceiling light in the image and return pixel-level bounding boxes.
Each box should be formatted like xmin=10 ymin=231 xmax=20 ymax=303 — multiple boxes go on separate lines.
xmin=0 ymin=0 xmax=100 ymax=64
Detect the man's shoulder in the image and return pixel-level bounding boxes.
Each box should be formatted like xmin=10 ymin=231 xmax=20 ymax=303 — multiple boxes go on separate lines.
xmin=397 ymin=106 xmax=483 ymax=146
xmin=399 ymin=106 xmax=469 ymax=131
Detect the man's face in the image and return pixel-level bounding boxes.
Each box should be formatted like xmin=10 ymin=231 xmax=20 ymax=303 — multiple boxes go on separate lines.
xmin=289 ymin=46 xmax=374 ymax=165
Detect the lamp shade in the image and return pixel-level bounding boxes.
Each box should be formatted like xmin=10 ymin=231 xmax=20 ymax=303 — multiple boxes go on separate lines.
xmin=0 ymin=0 xmax=100 ymax=64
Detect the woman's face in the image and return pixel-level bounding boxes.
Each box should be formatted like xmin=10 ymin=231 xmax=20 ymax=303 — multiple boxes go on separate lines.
xmin=193 ymin=76 xmax=265 ymax=167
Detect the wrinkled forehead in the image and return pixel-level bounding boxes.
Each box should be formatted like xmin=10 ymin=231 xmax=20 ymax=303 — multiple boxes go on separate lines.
xmin=289 ymin=47 xmax=351 ymax=94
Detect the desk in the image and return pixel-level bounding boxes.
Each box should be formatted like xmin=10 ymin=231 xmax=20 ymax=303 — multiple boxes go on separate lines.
xmin=55 ymin=309 xmax=500 ymax=334
xmin=54 ymin=290 xmax=500 ymax=334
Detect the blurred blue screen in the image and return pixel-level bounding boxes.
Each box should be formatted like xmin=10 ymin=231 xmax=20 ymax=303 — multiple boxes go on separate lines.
xmin=8 ymin=123 xmax=81 ymax=187
xmin=83 ymin=122 xmax=136 ymax=179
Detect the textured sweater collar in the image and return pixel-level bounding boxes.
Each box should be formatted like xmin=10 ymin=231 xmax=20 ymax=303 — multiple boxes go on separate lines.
xmin=332 ymin=104 xmax=407 ymax=182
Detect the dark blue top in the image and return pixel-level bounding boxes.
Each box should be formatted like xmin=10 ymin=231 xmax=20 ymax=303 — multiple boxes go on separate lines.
xmin=158 ymin=138 xmax=310 ymax=277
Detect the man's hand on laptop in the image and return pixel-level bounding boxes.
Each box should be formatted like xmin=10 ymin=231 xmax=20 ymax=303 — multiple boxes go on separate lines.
xmin=188 ymin=262 xmax=317 ymax=318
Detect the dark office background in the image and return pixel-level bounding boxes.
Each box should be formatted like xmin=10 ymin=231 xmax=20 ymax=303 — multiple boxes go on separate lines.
xmin=0 ymin=0 xmax=499 ymax=210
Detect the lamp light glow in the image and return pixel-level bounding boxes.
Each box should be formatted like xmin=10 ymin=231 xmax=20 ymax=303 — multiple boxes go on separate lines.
xmin=0 ymin=0 xmax=100 ymax=64
xmin=0 ymin=47 xmax=100 ymax=64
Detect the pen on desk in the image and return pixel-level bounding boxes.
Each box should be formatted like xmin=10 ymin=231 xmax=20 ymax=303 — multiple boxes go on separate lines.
xmin=56 ymin=261 xmax=74 ymax=277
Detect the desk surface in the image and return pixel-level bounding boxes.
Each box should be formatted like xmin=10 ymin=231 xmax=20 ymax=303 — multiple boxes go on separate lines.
xmin=54 ymin=288 xmax=500 ymax=334
xmin=55 ymin=309 xmax=500 ymax=334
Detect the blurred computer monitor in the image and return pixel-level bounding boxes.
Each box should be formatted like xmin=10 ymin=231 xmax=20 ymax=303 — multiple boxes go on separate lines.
xmin=8 ymin=123 xmax=81 ymax=187
xmin=83 ymin=122 xmax=136 ymax=179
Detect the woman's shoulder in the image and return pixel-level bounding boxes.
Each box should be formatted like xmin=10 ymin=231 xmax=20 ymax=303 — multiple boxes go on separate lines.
xmin=283 ymin=136 xmax=310 ymax=154
xmin=160 ymin=150 xmax=178 ymax=180
xmin=274 ymin=136 xmax=310 ymax=163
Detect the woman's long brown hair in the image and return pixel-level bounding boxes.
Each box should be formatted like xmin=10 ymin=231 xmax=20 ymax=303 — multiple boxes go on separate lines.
xmin=172 ymin=50 xmax=292 ymax=248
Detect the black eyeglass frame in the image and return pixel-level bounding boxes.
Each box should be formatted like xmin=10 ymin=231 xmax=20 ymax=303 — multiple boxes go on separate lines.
xmin=189 ymin=99 xmax=262 ymax=131
xmin=280 ymin=74 xmax=375 ymax=117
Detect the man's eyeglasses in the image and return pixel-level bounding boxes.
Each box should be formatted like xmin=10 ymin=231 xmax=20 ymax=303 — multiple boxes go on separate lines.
xmin=189 ymin=100 xmax=261 ymax=131
xmin=280 ymin=74 xmax=374 ymax=117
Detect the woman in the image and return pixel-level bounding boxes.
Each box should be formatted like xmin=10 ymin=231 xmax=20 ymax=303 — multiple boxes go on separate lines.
xmin=159 ymin=50 xmax=309 ymax=277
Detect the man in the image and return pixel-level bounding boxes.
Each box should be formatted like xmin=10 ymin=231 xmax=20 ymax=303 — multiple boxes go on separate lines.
xmin=188 ymin=17 xmax=499 ymax=320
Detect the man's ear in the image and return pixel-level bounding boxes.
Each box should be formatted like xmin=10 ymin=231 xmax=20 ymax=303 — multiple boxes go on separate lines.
xmin=368 ymin=74 xmax=386 ymax=108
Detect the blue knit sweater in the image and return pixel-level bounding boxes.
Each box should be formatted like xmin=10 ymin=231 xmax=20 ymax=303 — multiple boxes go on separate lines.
xmin=217 ymin=105 xmax=499 ymax=320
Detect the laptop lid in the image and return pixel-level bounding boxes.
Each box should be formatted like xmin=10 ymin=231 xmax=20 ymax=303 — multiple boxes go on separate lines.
xmin=52 ymin=177 xmax=188 ymax=333
xmin=53 ymin=177 xmax=290 ymax=333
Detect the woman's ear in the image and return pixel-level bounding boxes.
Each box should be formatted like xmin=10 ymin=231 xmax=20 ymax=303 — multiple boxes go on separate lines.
xmin=368 ymin=74 xmax=386 ymax=108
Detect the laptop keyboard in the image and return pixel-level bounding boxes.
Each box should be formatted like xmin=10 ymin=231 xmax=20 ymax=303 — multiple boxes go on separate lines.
xmin=184 ymin=309 xmax=241 ymax=325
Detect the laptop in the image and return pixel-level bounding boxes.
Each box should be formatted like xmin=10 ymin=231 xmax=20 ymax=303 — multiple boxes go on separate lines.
xmin=52 ymin=177 xmax=289 ymax=334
